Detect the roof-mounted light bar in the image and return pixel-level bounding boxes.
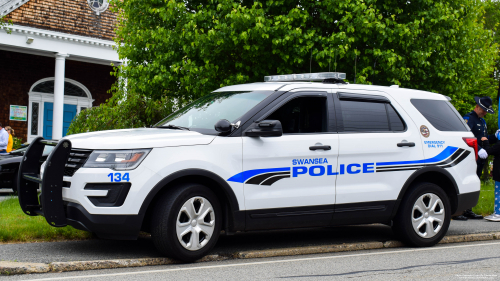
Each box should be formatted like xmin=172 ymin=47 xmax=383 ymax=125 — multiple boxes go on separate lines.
xmin=264 ymin=72 xmax=346 ymax=82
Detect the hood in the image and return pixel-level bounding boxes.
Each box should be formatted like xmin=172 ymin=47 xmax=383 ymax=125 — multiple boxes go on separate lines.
xmin=0 ymin=154 xmax=22 ymax=165
xmin=63 ymin=128 xmax=216 ymax=150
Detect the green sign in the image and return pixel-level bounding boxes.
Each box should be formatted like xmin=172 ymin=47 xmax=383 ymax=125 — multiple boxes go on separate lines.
xmin=9 ymin=105 xmax=27 ymax=121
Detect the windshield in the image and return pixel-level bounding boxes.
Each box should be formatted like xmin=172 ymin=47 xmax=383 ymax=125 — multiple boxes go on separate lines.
xmin=156 ymin=91 xmax=273 ymax=134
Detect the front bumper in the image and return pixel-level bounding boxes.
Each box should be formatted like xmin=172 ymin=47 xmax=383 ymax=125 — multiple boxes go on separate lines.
xmin=452 ymin=191 xmax=480 ymax=216
xmin=66 ymin=202 xmax=141 ymax=240
xmin=17 ymin=138 xmax=146 ymax=239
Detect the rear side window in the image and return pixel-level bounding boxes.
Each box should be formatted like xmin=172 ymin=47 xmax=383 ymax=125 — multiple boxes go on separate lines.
xmin=339 ymin=100 xmax=406 ymax=132
xmin=411 ymin=99 xmax=468 ymax=131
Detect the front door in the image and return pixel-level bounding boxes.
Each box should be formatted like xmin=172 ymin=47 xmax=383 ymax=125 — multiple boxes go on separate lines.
xmin=43 ymin=102 xmax=77 ymax=139
xmin=242 ymin=92 xmax=339 ymax=230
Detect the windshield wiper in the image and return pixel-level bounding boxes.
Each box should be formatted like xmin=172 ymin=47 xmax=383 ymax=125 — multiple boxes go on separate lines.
xmin=159 ymin=124 xmax=190 ymax=131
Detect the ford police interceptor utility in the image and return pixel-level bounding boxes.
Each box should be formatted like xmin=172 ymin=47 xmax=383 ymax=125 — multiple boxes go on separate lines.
xmin=18 ymin=72 xmax=480 ymax=262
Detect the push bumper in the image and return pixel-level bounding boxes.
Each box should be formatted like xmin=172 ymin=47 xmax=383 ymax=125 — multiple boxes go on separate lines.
xmin=452 ymin=191 xmax=480 ymax=216
xmin=17 ymin=137 xmax=71 ymax=226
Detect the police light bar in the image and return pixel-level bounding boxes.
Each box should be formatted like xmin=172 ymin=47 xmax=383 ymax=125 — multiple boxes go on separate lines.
xmin=264 ymin=72 xmax=346 ymax=82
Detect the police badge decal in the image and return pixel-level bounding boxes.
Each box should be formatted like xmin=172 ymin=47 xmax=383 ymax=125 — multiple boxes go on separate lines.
xmin=420 ymin=125 xmax=430 ymax=138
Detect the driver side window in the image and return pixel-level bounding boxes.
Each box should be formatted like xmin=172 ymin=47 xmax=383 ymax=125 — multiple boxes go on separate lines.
xmin=267 ymin=97 xmax=327 ymax=134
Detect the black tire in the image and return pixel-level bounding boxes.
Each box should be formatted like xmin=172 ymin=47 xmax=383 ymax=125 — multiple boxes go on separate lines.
xmin=12 ymin=171 xmax=19 ymax=195
xmin=151 ymin=183 xmax=222 ymax=262
xmin=392 ymin=182 xmax=451 ymax=247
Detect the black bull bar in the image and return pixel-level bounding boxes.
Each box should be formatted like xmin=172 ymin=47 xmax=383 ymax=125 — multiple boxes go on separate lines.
xmin=17 ymin=137 xmax=72 ymax=227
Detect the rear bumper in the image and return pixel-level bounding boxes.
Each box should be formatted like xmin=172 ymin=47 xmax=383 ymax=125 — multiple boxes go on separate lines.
xmin=66 ymin=202 xmax=142 ymax=240
xmin=453 ymin=191 xmax=480 ymax=216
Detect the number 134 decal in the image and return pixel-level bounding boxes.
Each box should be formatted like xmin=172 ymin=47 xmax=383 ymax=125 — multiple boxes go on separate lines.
xmin=108 ymin=173 xmax=130 ymax=182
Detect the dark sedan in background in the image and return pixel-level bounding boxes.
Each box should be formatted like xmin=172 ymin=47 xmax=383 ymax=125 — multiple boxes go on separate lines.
xmin=0 ymin=146 xmax=53 ymax=190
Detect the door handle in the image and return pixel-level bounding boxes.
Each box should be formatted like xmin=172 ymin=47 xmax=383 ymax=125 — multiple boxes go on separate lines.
xmin=397 ymin=142 xmax=415 ymax=147
xmin=309 ymin=145 xmax=331 ymax=151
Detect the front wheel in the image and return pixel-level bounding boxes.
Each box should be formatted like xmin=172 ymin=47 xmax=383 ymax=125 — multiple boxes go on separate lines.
xmin=392 ymin=182 xmax=451 ymax=247
xmin=151 ymin=183 xmax=222 ymax=262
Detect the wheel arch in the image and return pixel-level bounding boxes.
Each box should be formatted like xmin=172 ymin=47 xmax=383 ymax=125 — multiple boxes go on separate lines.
xmin=391 ymin=166 xmax=460 ymax=219
xmin=139 ymin=169 xmax=244 ymax=233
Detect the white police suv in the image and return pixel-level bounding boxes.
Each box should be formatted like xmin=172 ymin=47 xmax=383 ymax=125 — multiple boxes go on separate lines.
xmin=18 ymin=72 xmax=480 ymax=261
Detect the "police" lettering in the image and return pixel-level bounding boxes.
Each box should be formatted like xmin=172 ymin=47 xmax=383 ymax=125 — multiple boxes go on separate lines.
xmin=292 ymin=163 xmax=374 ymax=177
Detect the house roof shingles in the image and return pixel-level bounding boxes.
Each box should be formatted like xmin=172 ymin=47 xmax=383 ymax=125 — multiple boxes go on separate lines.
xmin=4 ymin=0 xmax=116 ymax=41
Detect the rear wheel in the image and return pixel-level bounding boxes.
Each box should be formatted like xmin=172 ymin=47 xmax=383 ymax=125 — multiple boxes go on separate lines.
xmin=151 ymin=183 xmax=222 ymax=262
xmin=393 ymin=182 xmax=451 ymax=247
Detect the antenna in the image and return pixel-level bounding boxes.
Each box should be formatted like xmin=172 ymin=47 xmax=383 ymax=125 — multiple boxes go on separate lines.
xmin=310 ymin=48 xmax=313 ymax=73
xmin=354 ymin=50 xmax=357 ymax=84
xmin=329 ymin=51 xmax=331 ymax=72
xmin=335 ymin=50 xmax=337 ymax=72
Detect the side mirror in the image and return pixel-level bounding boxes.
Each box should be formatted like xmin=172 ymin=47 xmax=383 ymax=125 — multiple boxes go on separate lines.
xmin=245 ymin=120 xmax=283 ymax=137
xmin=214 ymin=119 xmax=232 ymax=133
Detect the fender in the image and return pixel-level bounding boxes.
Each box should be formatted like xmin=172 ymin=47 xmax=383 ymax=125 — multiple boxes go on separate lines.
xmin=390 ymin=166 xmax=460 ymax=219
xmin=138 ymin=168 xmax=243 ymax=230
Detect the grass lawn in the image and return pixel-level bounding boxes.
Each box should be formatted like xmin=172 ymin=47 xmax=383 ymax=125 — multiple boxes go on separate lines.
xmin=472 ymin=181 xmax=495 ymax=216
xmin=0 ymin=197 xmax=91 ymax=243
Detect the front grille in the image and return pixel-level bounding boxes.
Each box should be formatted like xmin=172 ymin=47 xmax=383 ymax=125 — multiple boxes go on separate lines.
xmin=64 ymin=149 xmax=92 ymax=177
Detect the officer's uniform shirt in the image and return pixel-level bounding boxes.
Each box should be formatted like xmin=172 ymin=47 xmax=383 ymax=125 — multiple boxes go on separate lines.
xmin=463 ymin=111 xmax=496 ymax=150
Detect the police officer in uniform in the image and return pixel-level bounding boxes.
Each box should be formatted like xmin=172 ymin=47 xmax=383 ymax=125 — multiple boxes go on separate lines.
xmin=455 ymin=96 xmax=497 ymax=220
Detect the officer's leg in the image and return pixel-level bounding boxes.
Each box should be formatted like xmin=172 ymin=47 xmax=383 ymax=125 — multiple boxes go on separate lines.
xmin=462 ymin=160 xmax=485 ymax=219
xmin=477 ymin=159 xmax=485 ymax=178
xmin=455 ymin=160 xmax=485 ymax=220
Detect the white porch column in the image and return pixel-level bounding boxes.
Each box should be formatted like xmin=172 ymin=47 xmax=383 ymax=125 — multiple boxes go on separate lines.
xmin=52 ymin=53 xmax=69 ymax=140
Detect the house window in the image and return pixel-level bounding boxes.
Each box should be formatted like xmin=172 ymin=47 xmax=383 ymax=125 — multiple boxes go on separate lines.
xmin=31 ymin=103 xmax=39 ymax=135
xmin=88 ymin=0 xmax=109 ymax=15
xmin=32 ymin=81 xmax=88 ymax=97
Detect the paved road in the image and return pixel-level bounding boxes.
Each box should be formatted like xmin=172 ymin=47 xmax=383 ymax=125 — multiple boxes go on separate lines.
xmin=4 ymin=240 xmax=500 ymax=280
xmin=1 ymin=220 xmax=499 ymax=264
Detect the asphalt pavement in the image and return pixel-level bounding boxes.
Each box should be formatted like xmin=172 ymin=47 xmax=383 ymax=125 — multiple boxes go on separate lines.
xmin=3 ymin=240 xmax=500 ymax=280
xmin=0 ymin=219 xmax=499 ymax=264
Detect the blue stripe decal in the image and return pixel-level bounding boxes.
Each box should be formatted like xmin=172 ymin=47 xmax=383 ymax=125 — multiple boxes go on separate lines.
xmin=376 ymin=146 xmax=458 ymax=166
xmin=227 ymin=167 xmax=290 ymax=183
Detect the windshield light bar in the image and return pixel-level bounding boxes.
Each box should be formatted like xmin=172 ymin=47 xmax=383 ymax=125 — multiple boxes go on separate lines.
xmin=264 ymin=72 xmax=346 ymax=82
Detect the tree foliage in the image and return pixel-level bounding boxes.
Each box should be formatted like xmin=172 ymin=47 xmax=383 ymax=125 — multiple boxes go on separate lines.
xmin=67 ymin=82 xmax=173 ymax=134
xmin=69 ymin=0 xmax=499 ymax=134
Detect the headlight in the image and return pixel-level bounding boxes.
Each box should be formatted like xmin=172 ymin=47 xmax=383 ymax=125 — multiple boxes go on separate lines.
xmin=83 ymin=149 xmax=151 ymax=170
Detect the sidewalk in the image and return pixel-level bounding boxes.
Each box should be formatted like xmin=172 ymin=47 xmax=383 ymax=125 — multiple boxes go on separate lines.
xmin=1 ymin=220 xmax=499 ymax=264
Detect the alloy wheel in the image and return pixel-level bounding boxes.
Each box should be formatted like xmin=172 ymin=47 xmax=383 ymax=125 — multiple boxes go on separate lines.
xmin=411 ymin=193 xmax=445 ymax=238
xmin=176 ymin=196 xmax=216 ymax=251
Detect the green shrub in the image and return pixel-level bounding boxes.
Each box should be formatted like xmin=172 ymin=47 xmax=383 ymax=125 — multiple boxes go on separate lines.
xmin=12 ymin=136 xmax=23 ymax=150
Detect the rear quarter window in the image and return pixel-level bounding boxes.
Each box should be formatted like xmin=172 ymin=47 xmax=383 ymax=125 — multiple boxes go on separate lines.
xmin=410 ymin=99 xmax=468 ymax=132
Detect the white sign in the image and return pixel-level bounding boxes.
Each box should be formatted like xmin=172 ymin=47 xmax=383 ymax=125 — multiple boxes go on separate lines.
xmin=9 ymin=105 xmax=27 ymax=121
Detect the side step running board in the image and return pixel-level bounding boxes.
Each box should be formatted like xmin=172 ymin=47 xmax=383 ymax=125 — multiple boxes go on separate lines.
xmin=17 ymin=137 xmax=72 ymax=227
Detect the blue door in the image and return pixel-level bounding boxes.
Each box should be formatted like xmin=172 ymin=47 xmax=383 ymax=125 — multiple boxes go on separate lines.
xmin=43 ymin=102 xmax=77 ymax=139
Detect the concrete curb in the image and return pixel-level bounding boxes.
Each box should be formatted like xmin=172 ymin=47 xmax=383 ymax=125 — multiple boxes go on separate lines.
xmin=0 ymin=261 xmax=49 ymax=275
xmin=2 ymin=232 xmax=500 ymax=275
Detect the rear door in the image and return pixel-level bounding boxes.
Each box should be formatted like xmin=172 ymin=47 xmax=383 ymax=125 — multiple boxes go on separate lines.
xmin=333 ymin=90 xmax=424 ymax=225
xmin=406 ymin=98 xmax=478 ymax=195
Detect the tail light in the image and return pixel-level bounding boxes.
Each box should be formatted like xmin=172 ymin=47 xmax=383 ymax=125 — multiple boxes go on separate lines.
xmin=463 ymin=137 xmax=478 ymax=160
